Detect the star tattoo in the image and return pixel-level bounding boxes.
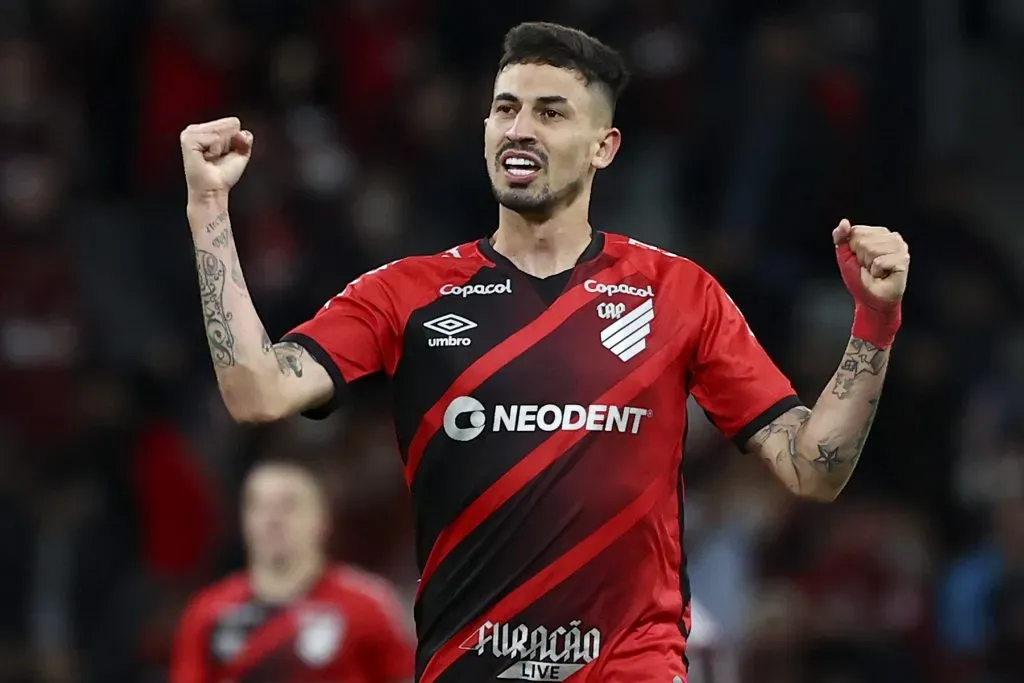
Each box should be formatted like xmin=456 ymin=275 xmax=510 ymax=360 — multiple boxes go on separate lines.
xmin=813 ymin=444 xmax=843 ymax=473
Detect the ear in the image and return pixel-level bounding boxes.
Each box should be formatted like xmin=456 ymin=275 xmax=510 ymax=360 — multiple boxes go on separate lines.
xmin=591 ymin=127 xmax=622 ymax=170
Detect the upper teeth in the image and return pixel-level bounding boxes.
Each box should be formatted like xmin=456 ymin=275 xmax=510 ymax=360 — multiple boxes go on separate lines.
xmin=505 ymin=157 xmax=537 ymax=168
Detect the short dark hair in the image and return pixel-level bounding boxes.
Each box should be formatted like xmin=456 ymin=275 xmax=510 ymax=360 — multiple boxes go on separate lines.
xmin=498 ymin=22 xmax=630 ymax=114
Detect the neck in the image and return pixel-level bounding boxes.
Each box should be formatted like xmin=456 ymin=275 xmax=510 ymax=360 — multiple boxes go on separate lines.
xmin=492 ymin=193 xmax=594 ymax=278
xmin=250 ymin=552 xmax=324 ymax=603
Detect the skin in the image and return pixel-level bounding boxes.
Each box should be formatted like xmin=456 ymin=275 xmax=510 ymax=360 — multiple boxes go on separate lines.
xmin=747 ymin=221 xmax=910 ymax=501
xmin=242 ymin=464 xmax=328 ymax=601
xmin=483 ymin=62 xmax=621 ymax=278
xmin=180 ymin=60 xmax=911 ymax=503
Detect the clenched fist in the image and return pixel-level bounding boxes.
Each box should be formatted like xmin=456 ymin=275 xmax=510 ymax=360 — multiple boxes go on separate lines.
xmin=180 ymin=117 xmax=253 ymax=198
xmin=833 ymin=219 xmax=910 ymax=308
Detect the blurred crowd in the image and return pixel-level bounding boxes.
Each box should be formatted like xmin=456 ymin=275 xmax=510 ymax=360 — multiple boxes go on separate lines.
xmin=1 ymin=1 xmax=1023 ymax=682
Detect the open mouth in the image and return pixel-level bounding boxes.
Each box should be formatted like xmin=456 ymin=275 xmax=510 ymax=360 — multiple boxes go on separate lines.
xmin=500 ymin=152 xmax=542 ymax=181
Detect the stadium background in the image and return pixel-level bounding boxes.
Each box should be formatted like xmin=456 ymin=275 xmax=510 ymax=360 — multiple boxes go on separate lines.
xmin=1 ymin=0 xmax=1023 ymax=682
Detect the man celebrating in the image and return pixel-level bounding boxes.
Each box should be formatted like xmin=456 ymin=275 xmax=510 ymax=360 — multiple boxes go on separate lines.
xmin=170 ymin=457 xmax=414 ymax=683
xmin=178 ymin=21 xmax=908 ymax=683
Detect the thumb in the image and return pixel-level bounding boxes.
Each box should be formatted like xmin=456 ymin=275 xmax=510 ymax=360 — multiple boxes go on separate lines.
xmin=832 ymin=218 xmax=852 ymax=245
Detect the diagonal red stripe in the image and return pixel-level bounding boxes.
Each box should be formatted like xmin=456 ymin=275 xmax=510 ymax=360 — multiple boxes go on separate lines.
xmin=222 ymin=608 xmax=300 ymax=680
xmin=416 ymin=331 xmax=686 ymax=595
xmin=403 ymin=261 xmax=639 ymax=482
xmin=419 ymin=474 xmax=670 ymax=683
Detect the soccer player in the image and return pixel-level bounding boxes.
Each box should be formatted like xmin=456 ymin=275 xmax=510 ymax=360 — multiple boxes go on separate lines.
xmin=170 ymin=457 xmax=415 ymax=683
xmin=178 ymin=21 xmax=909 ymax=683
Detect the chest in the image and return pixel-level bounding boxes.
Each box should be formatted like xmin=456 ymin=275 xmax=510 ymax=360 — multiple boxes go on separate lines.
xmin=400 ymin=273 xmax=683 ymax=397
xmin=207 ymin=601 xmax=360 ymax=681
xmin=390 ymin=267 xmax=697 ymax=471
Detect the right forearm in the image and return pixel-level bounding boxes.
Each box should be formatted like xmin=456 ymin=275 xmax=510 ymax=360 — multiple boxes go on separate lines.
xmin=188 ymin=196 xmax=288 ymax=420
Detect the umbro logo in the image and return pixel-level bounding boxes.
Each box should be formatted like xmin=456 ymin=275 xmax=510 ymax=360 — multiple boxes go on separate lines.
xmin=424 ymin=313 xmax=476 ymax=347
xmin=600 ymin=299 xmax=654 ymax=362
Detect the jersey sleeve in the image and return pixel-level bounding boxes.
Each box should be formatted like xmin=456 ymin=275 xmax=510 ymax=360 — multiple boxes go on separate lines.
xmin=689 ymin=272 xmax=802 ymax=449
xmin=169 ymin=597 xmax=212 ymax=683
xmin=282 ymin=262 xmax=404 ymax=418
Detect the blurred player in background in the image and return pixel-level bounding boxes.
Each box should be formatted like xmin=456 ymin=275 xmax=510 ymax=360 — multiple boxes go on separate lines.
xmin=178 ymin=20 xmax=909 ymax=683
xmin=170 ymin=457 xmax=414 ymax=683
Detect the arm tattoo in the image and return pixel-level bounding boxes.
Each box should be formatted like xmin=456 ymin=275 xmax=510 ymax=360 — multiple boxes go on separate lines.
xmin=813 ymin=444 xmax=843 ymax=472
xmin=752 ymin=406 xmax=812 ymax=491
xmin=211 ymin=226 xmax=231 ymax=248
xmin=754 ymin=338 xmax=888 ymax=498
xmin=811 ymin=395 xmax=880 ymax=475
xmin=831 ymin=338 xmax=886 ymax=399
xmin=204 ymin=210 xmax=229 ymax=234
xmin=196 ymin=249 xmax=235 ymax=368
xmin=272 ymin=342 xmax=305 ymax=378
xmin=208 ymin=225 xmax=248 ymax=293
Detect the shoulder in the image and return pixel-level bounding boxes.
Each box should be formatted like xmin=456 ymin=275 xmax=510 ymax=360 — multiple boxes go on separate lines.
xmin=603 ymin=233 xmax=717 ymax=293
xmin=338 ymin=241 xmax=488 ymax=301
xmin=326 ymin=565 xmax=405 ymax=606
xmin=181 ymin=573 xmax=250 ymax=627
xmin=324 ymin=565 xmax=410 ymax=626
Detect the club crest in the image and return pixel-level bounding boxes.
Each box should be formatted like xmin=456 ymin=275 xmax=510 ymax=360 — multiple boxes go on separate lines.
xmin=296 ymin=607 xmax=345 ymax=667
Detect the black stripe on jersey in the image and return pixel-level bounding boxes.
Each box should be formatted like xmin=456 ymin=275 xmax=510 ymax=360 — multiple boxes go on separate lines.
xmin=391 ymin=264 xmax=531 ymax=458
xmin=282 ymin=332 xmax=350 ymax=420
xmin=731 ymin=394 xmax=803 ymax=451
xmin=431 ymin=503 xmax=682 ymax=683
xmin=414 ymin=385 xmax=683 ymax=675
xmin=406 ymin=296 xmax=635 ymax=570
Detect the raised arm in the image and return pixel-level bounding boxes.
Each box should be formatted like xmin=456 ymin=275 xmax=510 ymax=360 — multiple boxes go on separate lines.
xmin=182 ymin=118 xmax=333 ymax=422
xmin=746 ymin=221 xmax=908 ymax=501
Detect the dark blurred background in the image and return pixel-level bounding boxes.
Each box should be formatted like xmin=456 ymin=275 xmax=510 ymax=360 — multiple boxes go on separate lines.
xmin=1 ymin=0 xmax=1023 ymax=682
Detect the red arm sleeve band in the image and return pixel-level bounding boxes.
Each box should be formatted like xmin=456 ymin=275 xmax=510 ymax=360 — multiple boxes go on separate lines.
xmin=689 ymin=273 xmax=802 ymax=449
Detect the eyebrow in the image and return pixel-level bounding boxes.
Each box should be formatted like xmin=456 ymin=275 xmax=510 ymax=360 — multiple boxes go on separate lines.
xmin=493 ymin=93 xmax=570 ymax=107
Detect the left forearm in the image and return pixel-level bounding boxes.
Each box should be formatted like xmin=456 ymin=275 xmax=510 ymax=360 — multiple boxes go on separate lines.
xmin=795 ymin=337 xmax=888 ymax=498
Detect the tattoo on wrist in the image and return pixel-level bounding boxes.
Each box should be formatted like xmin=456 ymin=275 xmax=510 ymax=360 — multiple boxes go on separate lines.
xmin=832 ymin=338 xmax=887 ymax=399
xmin=272 ymin=342 xmax=305 ymax=378
xmin=196 ymin=249 xmax=235 ymax=368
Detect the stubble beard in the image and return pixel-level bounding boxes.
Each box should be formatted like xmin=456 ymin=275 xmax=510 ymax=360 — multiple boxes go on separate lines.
xmin=492 ymin=175 xmax=584 ymax=218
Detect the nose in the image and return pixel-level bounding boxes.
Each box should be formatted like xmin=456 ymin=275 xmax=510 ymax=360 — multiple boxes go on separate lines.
xmin=505 ymin=110 xmax=537 ymax=144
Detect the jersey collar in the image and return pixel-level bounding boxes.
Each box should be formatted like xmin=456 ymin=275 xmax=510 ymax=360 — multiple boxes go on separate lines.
xmin=478 ymin=231 xmax=606 ymax=274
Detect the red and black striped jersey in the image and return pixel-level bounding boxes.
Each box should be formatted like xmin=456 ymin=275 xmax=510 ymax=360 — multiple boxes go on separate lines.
xmin=284 ymin=232 xmax=799 ymax=683
xmin=170 ymin=565 xmax=415 ymax=683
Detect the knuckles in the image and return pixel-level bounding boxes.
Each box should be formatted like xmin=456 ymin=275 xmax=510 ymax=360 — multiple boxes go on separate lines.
xmin=849 ymin=226 xmax=910 ymax=259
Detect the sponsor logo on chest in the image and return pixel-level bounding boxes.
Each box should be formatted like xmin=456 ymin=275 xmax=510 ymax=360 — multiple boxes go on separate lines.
xmin=440 ymin=279 xmax=513 ymax=297
xmin=442 ymin=396 xmax=651 ymax=442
